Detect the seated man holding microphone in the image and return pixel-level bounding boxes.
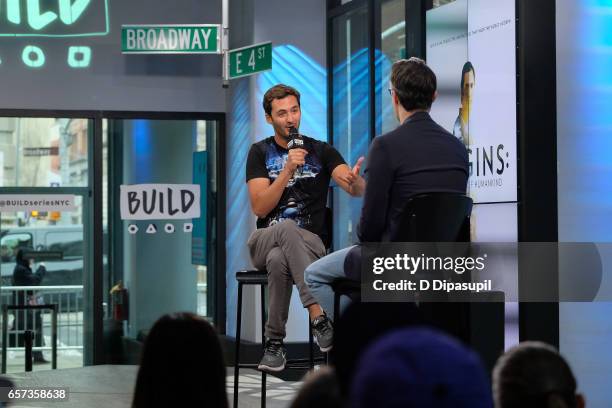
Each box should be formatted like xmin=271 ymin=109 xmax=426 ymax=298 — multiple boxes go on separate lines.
xmin=305 ymin=58 xmax=469 ymax=322
xmin=246 ymin=84 xmax=365 ymax=372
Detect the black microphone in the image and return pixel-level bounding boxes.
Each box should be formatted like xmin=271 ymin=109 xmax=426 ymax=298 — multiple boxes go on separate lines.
xmin=287 ymin=126 xmax=304 ymax=176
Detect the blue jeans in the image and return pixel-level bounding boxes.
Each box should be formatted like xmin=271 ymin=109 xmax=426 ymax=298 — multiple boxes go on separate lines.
xmin=304 ymin=245 xmax=356 ymax=322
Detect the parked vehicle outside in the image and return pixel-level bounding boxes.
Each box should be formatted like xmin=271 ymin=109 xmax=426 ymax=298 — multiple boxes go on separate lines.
xmin=0 ymin=226 xmax=83 ymax=287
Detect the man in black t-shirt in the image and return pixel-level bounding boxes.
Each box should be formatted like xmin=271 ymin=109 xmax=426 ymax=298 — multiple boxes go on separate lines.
xmin=246 ymin=84 xmax=365 ymax=372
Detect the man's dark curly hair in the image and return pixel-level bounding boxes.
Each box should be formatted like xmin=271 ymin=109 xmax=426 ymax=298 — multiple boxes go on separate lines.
xmin=390 ymin=57 xmax=437 ymax=111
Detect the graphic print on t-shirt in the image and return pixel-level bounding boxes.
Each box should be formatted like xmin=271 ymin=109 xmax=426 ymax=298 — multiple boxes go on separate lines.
xmin=264 ymin=143 xmax=321 ymax=228
xmin=247 ymin=135 xmax=345 ymax=241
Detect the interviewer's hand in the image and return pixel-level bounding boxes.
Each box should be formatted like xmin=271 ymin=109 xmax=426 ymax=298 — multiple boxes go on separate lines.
xmin=285 ymin=148 xmax=308 ymax=172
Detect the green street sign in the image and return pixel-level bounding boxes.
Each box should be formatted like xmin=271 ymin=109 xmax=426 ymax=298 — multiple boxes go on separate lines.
xmin=228 ymin=42 xmax=272 ymax=79
xmin=122 ymin=25 xmax=221 ymax=54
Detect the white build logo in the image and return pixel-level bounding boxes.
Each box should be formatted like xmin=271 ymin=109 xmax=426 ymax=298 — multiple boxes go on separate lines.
xmin=120 ymin=184 xmax=200 ymax=236
xmin=0 ymin=0 xmax=110 ymax=68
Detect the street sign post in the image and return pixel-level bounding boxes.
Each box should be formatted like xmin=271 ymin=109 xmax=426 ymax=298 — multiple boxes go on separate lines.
xmin=228 ymin=41 xmax=272 ymax=79
xmin=121 ymin=25 xmax=221 ymax=54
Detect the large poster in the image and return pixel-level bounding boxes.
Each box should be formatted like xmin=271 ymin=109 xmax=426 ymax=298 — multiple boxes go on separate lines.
xmin=427 ymin=0 xmax=517 ymax=203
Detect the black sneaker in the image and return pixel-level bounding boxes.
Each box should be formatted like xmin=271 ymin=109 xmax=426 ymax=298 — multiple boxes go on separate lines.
xmin=257 ymin=339 xmax=287 ymax=373
xmin=311 ymin=314 xmax=334 ymax=352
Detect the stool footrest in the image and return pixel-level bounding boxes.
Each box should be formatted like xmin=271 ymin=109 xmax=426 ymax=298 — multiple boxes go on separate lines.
xmin=237 ymin=357 xmax=326 ymax=370
xmin=237 ymin=363 xmax=261 ymax=369
xmin=236 ymin=270 xmax=269 ymax=284
xmin=237 ymin=362 xmax=326 ymax=372
xmin=287 ymin=358 xmax=326 ymax=368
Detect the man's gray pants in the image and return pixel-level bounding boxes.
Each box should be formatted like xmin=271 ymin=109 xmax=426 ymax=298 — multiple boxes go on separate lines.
xmin=247 ymin=220 xmax=326 ymax=340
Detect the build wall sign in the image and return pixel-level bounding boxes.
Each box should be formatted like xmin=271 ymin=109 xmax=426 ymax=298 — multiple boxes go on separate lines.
xmin=0 ymin=0 xmax=109 ymax=68
xmin=120 ymin=184 xmax=199 ymax=236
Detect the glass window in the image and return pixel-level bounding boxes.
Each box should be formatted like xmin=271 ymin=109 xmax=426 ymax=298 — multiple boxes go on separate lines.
xmin=0 ymin=118 xmax=90 ymax=187
xmin=0 ymin=115 xmax=90 ymax=372
xmin=332 ymin=4 xmax=370 ymax=249
xmin=103 ymin=118 xmax=219 ymax=341
xmin=0 ymin=197 xmax=86 ymax=372
xmin=44 ymin=231 xmax=83 ymax=259
xmin=377 ymin=0 xmax=406 ymax=136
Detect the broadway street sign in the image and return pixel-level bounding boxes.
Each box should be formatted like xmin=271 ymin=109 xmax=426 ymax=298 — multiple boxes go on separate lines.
xmin=121 ymin=24 xmax=221 ymax=54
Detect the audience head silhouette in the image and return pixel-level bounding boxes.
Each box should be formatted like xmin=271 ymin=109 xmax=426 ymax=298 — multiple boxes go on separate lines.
xmin=132 ymin=312 xmax=228 ymax=408
xmin=349 ymin=327 xmax=493 ymax=408
xmin=290 ymin=366 xmax=342 ymax=408
xmin=493 ymin=341 xmax=585 ymax=408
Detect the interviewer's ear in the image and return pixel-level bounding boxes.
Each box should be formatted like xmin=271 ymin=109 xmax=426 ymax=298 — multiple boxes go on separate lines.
xmin=393 ymin=91 xmax=400 ymax=106
xmin=432 ymin=91 xmax=438 ymax=103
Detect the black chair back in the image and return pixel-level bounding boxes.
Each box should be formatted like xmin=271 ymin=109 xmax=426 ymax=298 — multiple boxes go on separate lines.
xmin=392 ymin=193 xmax=473 ymax=242
xmin=390 ymin=193 xmax=505 ymax=373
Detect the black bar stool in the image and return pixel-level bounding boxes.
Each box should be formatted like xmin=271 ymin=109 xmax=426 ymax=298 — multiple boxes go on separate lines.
xmin=233 ymin=269 xmax=325 ymax=408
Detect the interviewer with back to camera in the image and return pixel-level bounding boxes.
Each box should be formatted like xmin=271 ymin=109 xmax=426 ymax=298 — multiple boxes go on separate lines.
xmin=304 ymin=57 xmax=469 ymax=319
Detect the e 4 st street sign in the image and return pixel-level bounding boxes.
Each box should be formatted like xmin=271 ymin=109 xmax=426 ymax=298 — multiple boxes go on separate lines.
xmin=228 ymin=42 xmax=272 ymax=79
xmin=121 ymin=24 xmax=273 ymax=80
xmin=121 ymin=25 xmax=221 ymax=54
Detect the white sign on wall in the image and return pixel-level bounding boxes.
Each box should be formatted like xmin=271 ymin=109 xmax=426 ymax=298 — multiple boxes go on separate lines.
xmin=120 ymin=184 xmax=200 ymax=220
